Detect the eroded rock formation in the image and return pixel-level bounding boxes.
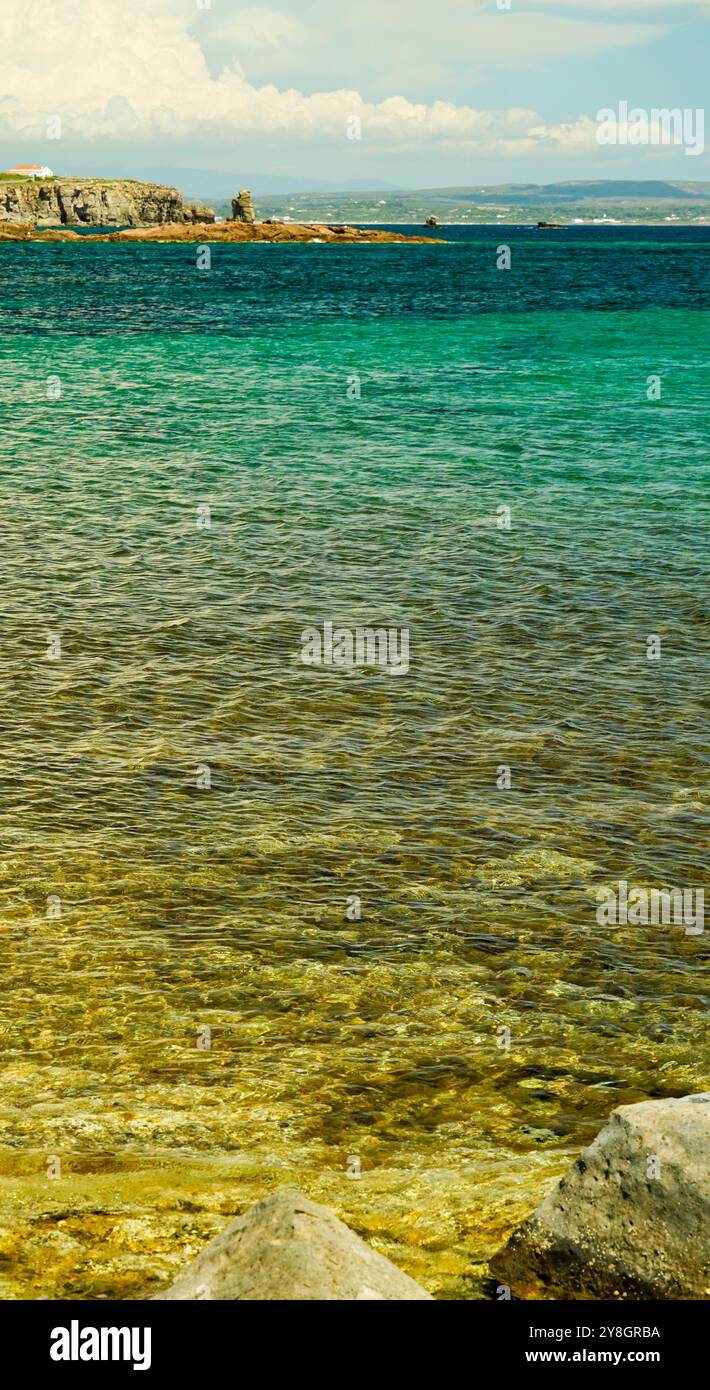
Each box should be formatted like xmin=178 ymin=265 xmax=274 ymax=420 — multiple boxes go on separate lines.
xmin=231 ymin=189 xmax=256 ymax=224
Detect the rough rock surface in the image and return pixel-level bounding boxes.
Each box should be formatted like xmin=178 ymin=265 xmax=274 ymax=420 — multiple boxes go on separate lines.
xmin=0 ymin=220 xmax=34 ymax=240
xmin=231 ymin=189 xmax=256 ymax=223
xmin=96 ymin=221 xmax=436 ymax=245
xmin=153 ymin=1188 xmax=434 ymax=1301
xmin=183 ymin=203 xmax=217 ymax=224
xmin=491 ymin=1093 xmax=710 ymax=1299
xmin=0 ymin=179 xmax=215 ymax=228
xmin=0 ymin=219 xmax=438 ymax=246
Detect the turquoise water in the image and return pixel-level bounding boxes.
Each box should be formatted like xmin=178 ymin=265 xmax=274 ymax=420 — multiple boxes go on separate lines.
xmin=0 ymin=229 xmax=708 ymax=1298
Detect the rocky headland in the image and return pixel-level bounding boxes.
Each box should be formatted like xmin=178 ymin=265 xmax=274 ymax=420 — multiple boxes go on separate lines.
xmin=0 ymin=178 xmax=214 ymax=228
xmin=0 ymin=180 xmax=436 ymax=243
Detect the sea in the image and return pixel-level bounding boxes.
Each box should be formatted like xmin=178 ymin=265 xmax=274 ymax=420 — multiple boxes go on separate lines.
xmin=0 ymin=224 xmax=708 ymax=1298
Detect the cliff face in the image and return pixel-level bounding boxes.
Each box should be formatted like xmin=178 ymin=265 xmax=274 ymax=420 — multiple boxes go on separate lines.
xmin=0 ymin=180 xmax=215 ymax=228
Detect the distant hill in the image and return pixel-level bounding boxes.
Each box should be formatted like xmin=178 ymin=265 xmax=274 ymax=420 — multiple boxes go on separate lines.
xmin=237 ymin=180 xmax=710 ymax=226
xmin=428 ymin=181 xmax=710 ymax=204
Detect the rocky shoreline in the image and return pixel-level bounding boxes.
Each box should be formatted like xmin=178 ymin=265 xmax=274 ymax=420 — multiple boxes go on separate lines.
xmin=0 ymin=219 xmax=437 ymax=246
xmin=0 ymin=178 xmax=438 ymax=244
xmin=0 ymin=177 xmax=433 ymax=246
xmin=149 ymin=1094 xmax=710 ymax=1299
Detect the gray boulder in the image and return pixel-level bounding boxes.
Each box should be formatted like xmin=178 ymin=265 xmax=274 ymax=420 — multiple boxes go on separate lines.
xmin=491 ymin=1093 xmax=710 ymax=1299
xmin=154 ymin=1188 xmax=433 ymax=1301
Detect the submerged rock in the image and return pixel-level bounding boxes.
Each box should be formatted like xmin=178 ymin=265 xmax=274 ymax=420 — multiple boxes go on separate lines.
xmin=491 ymin=1093 xmax=710 ymax=1299
xmin=153 ymin=1188 xmax=433 ymax=1300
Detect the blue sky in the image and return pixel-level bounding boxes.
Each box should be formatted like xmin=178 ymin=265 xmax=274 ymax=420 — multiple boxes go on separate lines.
xmin=0 ymin=0 xmax=708 ymax=190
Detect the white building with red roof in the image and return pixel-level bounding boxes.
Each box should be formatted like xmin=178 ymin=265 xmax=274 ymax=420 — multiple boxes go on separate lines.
xmin=4 ymin=165 xmax=54 ymax=179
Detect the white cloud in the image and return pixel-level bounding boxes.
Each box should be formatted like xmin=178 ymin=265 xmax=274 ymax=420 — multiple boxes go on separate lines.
xmin=196 ymin=2 xmax=665 ymax=94
xmin=206 ymin=6 xmax=306 ymax=53
xmin=0 ymin=0 xmax=672 ymax=155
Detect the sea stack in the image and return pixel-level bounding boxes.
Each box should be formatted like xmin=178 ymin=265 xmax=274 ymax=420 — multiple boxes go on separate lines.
xmin=231 ymin=189 xmax=256 ymax=224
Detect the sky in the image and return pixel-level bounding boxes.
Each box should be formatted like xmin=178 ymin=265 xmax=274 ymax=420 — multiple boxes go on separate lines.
xmin=0 ymin=0 xmax=709 ymax=191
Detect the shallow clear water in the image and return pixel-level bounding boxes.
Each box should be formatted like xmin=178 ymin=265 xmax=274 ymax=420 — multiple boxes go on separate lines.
xmin=0 ymin=228 xmax=708 ymax=1298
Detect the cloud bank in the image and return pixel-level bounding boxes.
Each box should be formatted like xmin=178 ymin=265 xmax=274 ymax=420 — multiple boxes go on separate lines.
xmin=0 ymin=0 xmax=679 ymax=157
